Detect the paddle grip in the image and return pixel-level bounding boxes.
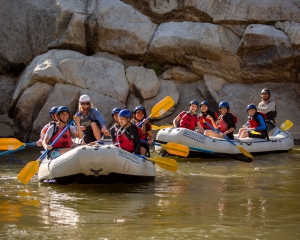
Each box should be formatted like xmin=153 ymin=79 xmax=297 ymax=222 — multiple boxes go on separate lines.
xmin=40 ymin=120 xmax=75 ymax=160
xmin=137 ymin=117 xmax=150 ymax=128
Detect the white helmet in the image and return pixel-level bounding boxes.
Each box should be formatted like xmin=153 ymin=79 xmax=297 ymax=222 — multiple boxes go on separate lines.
xmin=79 ymin=95 xmax=90 ymax=103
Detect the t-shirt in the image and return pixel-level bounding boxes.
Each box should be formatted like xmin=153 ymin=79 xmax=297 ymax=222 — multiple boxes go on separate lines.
xmin=257 ymin=100 xmax=276 ymax=114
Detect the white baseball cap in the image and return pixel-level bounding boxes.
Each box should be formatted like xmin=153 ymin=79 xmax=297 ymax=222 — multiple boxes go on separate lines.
xmin=79 ymin=95 xmax=90 ymax=103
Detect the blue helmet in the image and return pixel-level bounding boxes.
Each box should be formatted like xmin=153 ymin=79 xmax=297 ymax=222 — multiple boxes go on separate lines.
xmin=118 ymin=109 xmax=131 ymax=119
xmin=246 ymin=103 xmax=257 ymax=112
xmin=56 ymin=106 xmax=70 ymax=116
xmin=219 ymin=101 xmax=229 ymax=109
xmin=111 ymin=107 xmax=122 ymax=116
xmin=49 ymin=106 xmax=59 ymax=118
xmin=200 ymin=101 xmax=210 ymax=108
xmin=189 ymin=100 xmax=199 ymax=108
xmin=134 ymin=106 xmax=146 ymax=115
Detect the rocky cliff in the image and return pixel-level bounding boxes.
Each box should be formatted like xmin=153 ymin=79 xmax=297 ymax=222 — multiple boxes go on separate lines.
xmin=0 ymin=0 xmax=299 ymax=141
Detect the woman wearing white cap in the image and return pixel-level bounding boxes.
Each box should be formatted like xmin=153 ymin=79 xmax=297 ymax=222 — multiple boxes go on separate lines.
xmin=75 ymin=94 xmax=107 ymax=143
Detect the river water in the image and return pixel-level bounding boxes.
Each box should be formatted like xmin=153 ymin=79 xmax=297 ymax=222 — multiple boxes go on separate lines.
xmin=0 ymin=146 xmax=300 ymax=239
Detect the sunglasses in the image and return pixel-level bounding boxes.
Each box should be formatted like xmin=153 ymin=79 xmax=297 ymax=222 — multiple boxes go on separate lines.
xmin=81 ymin=102 xmax=90 ymax=105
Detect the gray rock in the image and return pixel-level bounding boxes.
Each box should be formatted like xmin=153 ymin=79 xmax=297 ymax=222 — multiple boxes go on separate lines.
xmin=0 ymin=114 xmax=16 ymax=138
xmin=93 ymin=52 xmax=124 ymax=65
xmin=126 ymin=94 xmax=142 ymax=113
xmin=126 ymin=66 xmax=160 ymax=99
xmin=0 ymin=75 xmax=16 ymax=114
xmin=275 ymin=21 xmax=300 ymax=46
xmin=161 ymin=67 xmax=200 ymax=83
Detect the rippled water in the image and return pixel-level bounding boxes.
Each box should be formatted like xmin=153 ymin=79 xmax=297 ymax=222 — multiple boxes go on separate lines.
xmin=0 ymin=146 xmax=300 ymax=239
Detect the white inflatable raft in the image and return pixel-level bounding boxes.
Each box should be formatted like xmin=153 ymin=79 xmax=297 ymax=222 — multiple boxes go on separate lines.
xmin=155 ymin=126 xmax=294 ymax=159
xmin=38 ymin=145 xmax=155 ymax=184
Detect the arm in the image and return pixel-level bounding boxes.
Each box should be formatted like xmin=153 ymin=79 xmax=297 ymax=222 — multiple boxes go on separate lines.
xmin=254 ymin=115 xmax=267 ymax=131
xmin=196 ymin=121 xmax=205 ymax=133
xmin=91 ymin=108 xmax=106 ymax=127
xmin=42 ymin=126 xmax=54 ymax=150
xmin=146 ymin=123 xmax=154 ymax=144
xmin=173 ymin=114 xmax=182 ymax=127
xmin=132 ymin=127 xmax=141 ymax=154
xmin=72 ymin=116 xmax=83 ymax=139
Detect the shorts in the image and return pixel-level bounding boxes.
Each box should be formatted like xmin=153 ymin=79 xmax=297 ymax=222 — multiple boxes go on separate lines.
xmin=49 ymin=149 xmax=61 ymax=159
xmin=249 ymin=130 xmax=267 ymax=139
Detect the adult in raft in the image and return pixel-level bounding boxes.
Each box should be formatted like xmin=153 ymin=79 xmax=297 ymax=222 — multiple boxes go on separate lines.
xmin=173 ymin=100 xmax=204 ymax=133
xmin=42 ymin=106 xmax=83 ymax=159
xmin=132 ymin=106 xmax=154 ymax=156
xmin=36 ymin=106 xmax=59 ymax=147
xmin=198 ymin=101 xmax=219 ymax=131
xmin=204 ymin=101 xmax=236 ymax=139
xmin=237 ymin=104 xmax=268 ymax=139
xmin=257 ymin=88 xmax=277 ymax=131
xmin=116 ymin=109 xmax=141 ymax=154
xmin=110 ymin=107 xmax=122 ymax=145
xmin=75 ymin=94 xmax=108 ymax=143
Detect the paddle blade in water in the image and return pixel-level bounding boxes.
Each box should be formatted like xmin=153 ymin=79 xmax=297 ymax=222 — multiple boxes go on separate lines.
xmin=150 ymin=96 xmax=174 ymax=118
xmin=153 ymin=157 xmax=178 ymax=172
xmin=236 ymin=145 xmax=253 ymax=162
xmin=280 ymin=120 xmax=293 ymax=131
xmin=162 ymin=142 xmax=189 ymax=157
xmin=0 ymin=138 xmax=25 ymax=150
xmin=17 ymin=160 xmax=40 ymax=184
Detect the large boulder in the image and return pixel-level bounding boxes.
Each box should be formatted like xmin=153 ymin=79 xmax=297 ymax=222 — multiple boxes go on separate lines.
xmin=0 ymin=75 xmax=16 ymax=114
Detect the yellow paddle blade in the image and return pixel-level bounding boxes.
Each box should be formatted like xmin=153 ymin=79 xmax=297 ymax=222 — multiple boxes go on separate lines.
xmin=161 ymin=142 xmax=189 ymax=157
xmin=149 ymin=96 xmax=175 ymax=118
xmin=152 ymin=125 xmax=173 ymax=130
xmin=280 ymin=120 xmax=293 ymax=131
xmin=17 ymin=160 xmax=40 ymax=184
xmin=0 ymin=138 xmax=25 ymax=150
xmin=147 ymin=157 xmax=178 ymax=172
xmin=236 ymin=145 xmax=253 ymax=162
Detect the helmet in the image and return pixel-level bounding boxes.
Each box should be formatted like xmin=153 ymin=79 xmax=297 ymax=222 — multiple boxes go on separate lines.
xmin=189 ymin=100 xmax=199 ymax=108
xmin=118 ymin=109 xmax=131 ymax=119
xmin=134 ymin=106 xmax=146 ymax=115
xmin=49 ymin=106 xmax=59 ymax=118
xmin=219 ymin=101 xmax=230 ymax=109
xmin=79 ymin=94 xmax=90 ymax=103
xmin=111 ymin=107 xmax=122 ymax=116
xmin=200 ymin=101 xmax=210 ymax=108
xmin=246 ymin=103 xmax=257 ymax=112
xmin=261 ymin=88 xmax=271 ymax=97
xmin=56 ymin=106 xmax=70 ymax=116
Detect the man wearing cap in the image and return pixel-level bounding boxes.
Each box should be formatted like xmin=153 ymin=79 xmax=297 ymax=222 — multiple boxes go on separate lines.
xmin=258 ymin=88 xmax=277 ymax=130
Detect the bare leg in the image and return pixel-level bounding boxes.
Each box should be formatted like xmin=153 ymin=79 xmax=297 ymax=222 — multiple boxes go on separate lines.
xmin=59 ymin=148 xmax=73 ymax=155
xmin=239 ymin=129 xmax=249 ymax=138
xmin=140 ymin=146 xmax=146 ymax=156
xmin=91 ymin=122 xmax=101 ymax=141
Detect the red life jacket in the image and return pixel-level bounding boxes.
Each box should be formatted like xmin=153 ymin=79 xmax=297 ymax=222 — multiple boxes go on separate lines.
xmin=247 ymin=112 xmax=267 ymax=132
xmin=199 ymin=110 xmax=219 ymax=130
xmin=218 ymin=113 xmax=237 ymax=132
xmin=50 ymin=125 xmax=72 ymax=148
xmin=179 ymin=111 xmax=198 ymax=130
xmin=135 ymin=121 xmax=151 ymax=141
xmin=116 ymin=127 xmax=136 ymax=153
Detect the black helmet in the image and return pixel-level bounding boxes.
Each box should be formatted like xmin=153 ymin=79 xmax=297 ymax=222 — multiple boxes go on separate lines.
xmin=261 ymin=88 xmax=271 ymax=98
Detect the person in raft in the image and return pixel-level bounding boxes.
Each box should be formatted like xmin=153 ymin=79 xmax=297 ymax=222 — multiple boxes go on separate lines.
xmin=257 ymin=88 xmax=277 ymax=131
xmin=132 ymin=105 xmax=154 ymax=157
xmin=42 ymin=106 xmax=83 ymax=159
xmin=110 ymin=107 xmax=122 ymax=145
xmin=173 ymin=100 xmax=205 ymax=132
xmin=204 ymin=101 xmax=236 ymax=139
xmin=75 ymin=94 xmax=108 ymax=144
xmin=36 ymin=106 xmax=59 ymax=147
xmin=237 ymin=104 xmax=268 ymax=139
xmin=198 ymin=101 xmax=219 ymax=131
xmin=116 ymin=109 xmax=141 ymax=154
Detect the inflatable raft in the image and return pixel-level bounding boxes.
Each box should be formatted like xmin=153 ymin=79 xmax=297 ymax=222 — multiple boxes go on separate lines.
xmin=155 ymin=126 xmax=294 ymax=158
xmin=38 ymin=144 xmax=155 ymax=184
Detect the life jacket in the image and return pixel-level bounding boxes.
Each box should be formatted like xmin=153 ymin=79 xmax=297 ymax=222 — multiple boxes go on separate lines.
xmin=50 ymin=125 xmax=72 ymax=148
xmin=179 ymin=111 xmax=198 ymax=130
xmin=218 ymin=113 xmax=237 ymax=132
xmin=135 ymin=121 xmax=151 ymax=141
xmin=116 ymin=125 xmax=138 ymax=153
xmin=199 ymin=110 xmax=218 ymax=130
xmin=78 ymin=110 xmax=101 ymax=133
xmin=247 ymin=112 xmax=267 ymax=132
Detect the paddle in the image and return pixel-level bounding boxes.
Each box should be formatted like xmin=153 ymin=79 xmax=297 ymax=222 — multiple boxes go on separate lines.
xmin=274 ymin=120 xmax=294 ymax=136
xmin=135 ymin=154 xmax=178 ymax=172
xmin=0 ymin=146 xmax=26 ymax=156
xmin=152 ymin=125 xmax=173 ymax=131
xmin=141 ymin=140 xmax=189 ymax=157
xmin=137 ymin=96 xmax=175 ymax=128
xmin=203 ymin=120 xmax=254 ymax=162
xmin=17 ymin=120 xmax=75 ymax=184
xmin=0 ymin=138 xmax=36 ymax=150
